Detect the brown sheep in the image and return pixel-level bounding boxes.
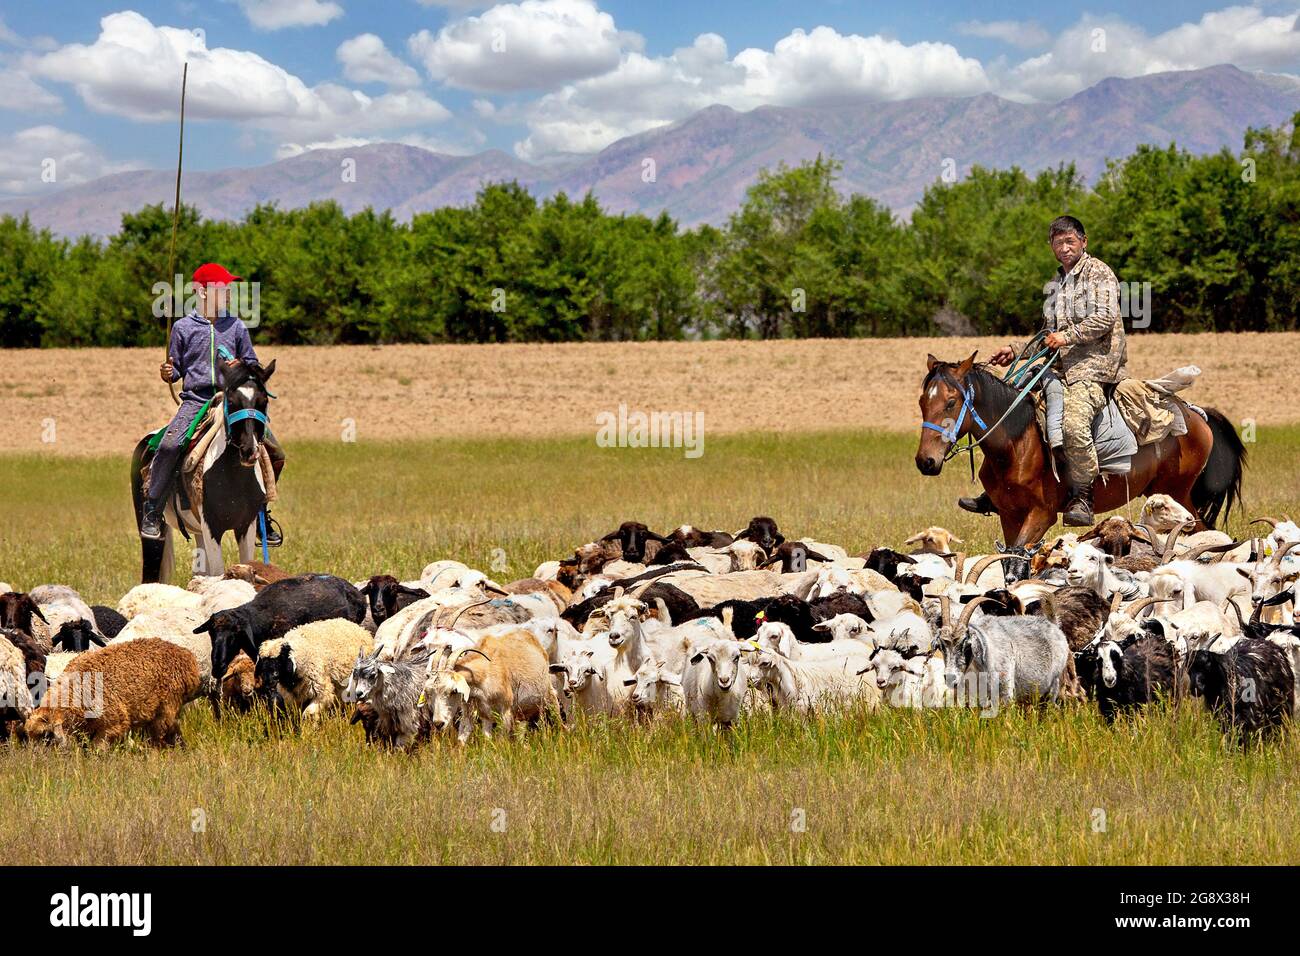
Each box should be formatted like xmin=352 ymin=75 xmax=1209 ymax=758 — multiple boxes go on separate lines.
xmin=502 ymin=577 xmax=573 ymax=610
xmin=217 ymin=652 xmax=257 ymax=714
xmin=223 ymin=561 xmax=293 ymax=590
xmin=24 ymin=638 xmax=200 ymax=749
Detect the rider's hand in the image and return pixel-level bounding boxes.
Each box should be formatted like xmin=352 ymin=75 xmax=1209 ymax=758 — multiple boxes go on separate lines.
xmin=990 ymin=345 xmax=1016 ymax=366
xmin=159 ymin=358 xmax=175 ymax=383
xmin=1045 ymin=331 xmax=1069 ymax=350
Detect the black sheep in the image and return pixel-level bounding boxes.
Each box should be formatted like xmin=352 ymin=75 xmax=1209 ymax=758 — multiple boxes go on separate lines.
xmin=1189 ymin=639 xmax=1295 ymax=743
xmin=90 ymin=605 xmax=128 ymax=639
xmin=0 ymin=592 xmax=47 ymax=637
xmin=51 ymin=619 xmax=107 ymax=652
xmin=861 ymin=548 xmax=918 ymax=583
xmin=809 ymin=591 xmax=874 ymax=624
xmin=666 ymin=526 xmax=734 ymax=548
xmin=598 ymin=522 xmax=670 ymax=563
xmin=195 ymin=574 xmax=367 ymax=681
xmin=734 ymin=516 xmax=783 ymax=555
xmin=762 ymin=541 xmax=832 ymax=573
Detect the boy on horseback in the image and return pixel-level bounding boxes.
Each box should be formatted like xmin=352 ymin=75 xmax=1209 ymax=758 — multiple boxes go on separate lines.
xmin=139 ymin=262 xmax=285 ymax=545
xmin=960 ymin=215 xmax=1126 ymax=527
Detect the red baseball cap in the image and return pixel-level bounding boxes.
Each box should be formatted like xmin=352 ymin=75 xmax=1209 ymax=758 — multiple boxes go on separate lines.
xmin=192 ymin=262 xmax=242 ymax=286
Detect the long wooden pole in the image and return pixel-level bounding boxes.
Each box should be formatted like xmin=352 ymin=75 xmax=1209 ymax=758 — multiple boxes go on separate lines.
xmin=163 ymin=61 xmax=188 ymax=407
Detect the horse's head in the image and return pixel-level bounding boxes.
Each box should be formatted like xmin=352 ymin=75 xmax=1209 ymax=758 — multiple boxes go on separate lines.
xmin=916 ymin=351 xmax=977 ymax=475
xmin=219 ymin=359 xmax=276 ymax=467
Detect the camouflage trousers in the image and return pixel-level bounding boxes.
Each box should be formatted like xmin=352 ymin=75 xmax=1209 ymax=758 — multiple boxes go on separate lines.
xmin=1060 ymin=381 xmax=1108 ymax=489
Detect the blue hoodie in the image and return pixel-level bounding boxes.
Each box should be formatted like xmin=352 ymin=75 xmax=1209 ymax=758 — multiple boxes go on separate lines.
xmin=166 ymin=310 xmax=259 ymax=403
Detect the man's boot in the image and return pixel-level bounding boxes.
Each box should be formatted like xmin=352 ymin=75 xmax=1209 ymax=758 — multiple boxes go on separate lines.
xmin=256 ymin=509 xmax=283 ymax=548
xmin=958 ymin=492 xmax=998 ymax=516
xmin=140 ymin=499 xmax=165 ymax=540
xmin=1062 ymin=485 xmax=1094 ymax=527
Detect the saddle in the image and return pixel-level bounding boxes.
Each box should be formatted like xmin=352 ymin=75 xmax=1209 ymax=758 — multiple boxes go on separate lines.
xmin=141 ymin=401 xmax=277 ymax=531
xmin=1035 ymin=366 xmax=1208 ymax=476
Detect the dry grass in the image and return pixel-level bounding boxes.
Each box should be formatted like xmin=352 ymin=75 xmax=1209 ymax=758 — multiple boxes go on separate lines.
xmin=3 ymin=332 xmax=1296 ymax=455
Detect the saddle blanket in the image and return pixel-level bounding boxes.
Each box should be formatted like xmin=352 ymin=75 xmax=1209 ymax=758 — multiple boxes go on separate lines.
xmin=1038 ymin=366 xmax=1205 ymax=476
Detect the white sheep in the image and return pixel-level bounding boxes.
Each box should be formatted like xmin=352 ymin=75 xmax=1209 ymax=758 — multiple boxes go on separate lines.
xmin=186 ymin=576 xmax=257 ymax=615
xmin=117 ymin=583 xmax=203 ymax=621
xmin=257 ymin=619 xmax=375 ymax=719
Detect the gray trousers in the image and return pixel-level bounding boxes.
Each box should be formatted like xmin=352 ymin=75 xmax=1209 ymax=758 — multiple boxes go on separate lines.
xmin=147 ymin=398 xmax=285 ymax=504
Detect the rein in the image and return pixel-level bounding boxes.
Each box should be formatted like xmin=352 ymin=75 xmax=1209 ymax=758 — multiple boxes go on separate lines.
xmin=922 ymin=333 xmax=1059 ymax=478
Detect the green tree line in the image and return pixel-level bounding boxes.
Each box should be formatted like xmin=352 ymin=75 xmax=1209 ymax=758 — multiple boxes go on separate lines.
xmin=3 ymin=113 xmax=1299 ymax=348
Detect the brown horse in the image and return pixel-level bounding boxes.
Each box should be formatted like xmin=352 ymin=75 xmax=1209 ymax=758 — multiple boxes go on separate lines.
xmin=915 ymin=352 xmax=1245 ymax=549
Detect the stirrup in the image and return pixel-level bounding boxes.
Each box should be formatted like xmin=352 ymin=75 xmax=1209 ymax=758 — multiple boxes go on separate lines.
xmin=257 ymin=515 xmax=284 ymax=548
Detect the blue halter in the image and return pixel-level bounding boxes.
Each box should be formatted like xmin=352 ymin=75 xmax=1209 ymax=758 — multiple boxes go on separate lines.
xmin=922 ymin=381 xmax=988 ymax=446
xmin=218 ymin=344 xmax=272 ymax=437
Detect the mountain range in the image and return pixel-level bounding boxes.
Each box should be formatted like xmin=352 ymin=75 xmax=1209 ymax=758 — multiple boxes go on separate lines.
xmin=5 ymin=64 xmax=1299 ymax=238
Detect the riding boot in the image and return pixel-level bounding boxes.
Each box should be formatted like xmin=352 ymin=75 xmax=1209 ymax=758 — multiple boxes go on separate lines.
xmin=1062 ymin=486 xmax=1095 ymax=527
xmin=140 ymin=498 xmax=166 ymax=540
xmin=256 ymin=509 xmax=284 ymax=548
xmin=957 ymin=492 xmax=999 ymax=516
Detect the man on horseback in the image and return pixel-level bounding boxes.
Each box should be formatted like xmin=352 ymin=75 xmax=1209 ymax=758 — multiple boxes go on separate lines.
xmin=959 ymin=215 xmax=1127 ymax=527
xmin=139 ymin=262 xmax=285 ymax=544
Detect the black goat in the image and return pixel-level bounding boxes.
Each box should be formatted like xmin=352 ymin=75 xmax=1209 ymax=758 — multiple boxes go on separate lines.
xmin=0 ymin=592 xmax=47 ymax=637
xmin=359 ymin=574 xmax=430 ymax=627
xmin=861 ymin=548 xmax=917 ymax=583
xmin=1090 ymin=633 xmax=1179 ymax=722
xmin=1189 ymin=639 xmax=1294 ymax=743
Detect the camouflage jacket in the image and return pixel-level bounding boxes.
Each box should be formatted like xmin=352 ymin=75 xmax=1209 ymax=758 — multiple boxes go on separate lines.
xmin=1020 ymin=252 xmax=1128 ymax=385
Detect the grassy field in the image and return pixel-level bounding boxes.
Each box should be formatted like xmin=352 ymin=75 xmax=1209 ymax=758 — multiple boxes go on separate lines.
xmin=3 ymin=427 xmax=1300 ymax=864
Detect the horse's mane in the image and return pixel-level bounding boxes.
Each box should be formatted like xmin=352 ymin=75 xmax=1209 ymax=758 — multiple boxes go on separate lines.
xmin=221 ymin=360 xmax=266 ymax=390
xmin=923 ymin=361 xmax=1036 ymax=440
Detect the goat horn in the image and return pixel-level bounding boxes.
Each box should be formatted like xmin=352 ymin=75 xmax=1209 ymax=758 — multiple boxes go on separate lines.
xmin=964 ymin=553 xmax=1017 ymax=585
xmin=448 ymin=598 xmax=493 ymax=630
xmin=1181 ymin=540 xmax=1243 ymax=563
xmin=957 ymin=595 xmax=995 ymax=631
xmin=1109 ymin=591 xmax=1124 ymax=616
xmin=952 ymin=551 xmax=966 ymax=580
xmin=1160 ymin=520 xmax=1194 ymax=563
xmin=1132 ymin=523 xmax=1155 ymax=545
xmin=939 ymin=595 xmax=952 ymax=630
xmin=1273 ymin=539 xmax=1300 ymax=568
xmin=1124 ymin=596 xmax=1171 ymax=619
xmin=452 ymin=647 xmax=492 ymax=665
xmin=1250 ymin=516 xmax=1281 ymax=530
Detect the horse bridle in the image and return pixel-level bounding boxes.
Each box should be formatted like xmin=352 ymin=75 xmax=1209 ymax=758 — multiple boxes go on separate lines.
xmin=921 ymin=378 xmax=988 ymax=451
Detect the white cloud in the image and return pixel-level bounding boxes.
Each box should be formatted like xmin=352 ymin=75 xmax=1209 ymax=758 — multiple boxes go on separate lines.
xmin=514 ymin=27 xmax=989 ymax=160
xmin=274 ymin=130 xmax=483 ymax=159
xmin=408 ymin=0 xmax=635 ymax=92
xmin=0 ymin=125 xmax=144 ymax=196
xmin=337 ymin=33 xmax=421 ymax=87
xmin=998 ymin=6 xmax=1300 ymax=102
xmin=957 ymin=20 xmax=1051 ymax=50
xmin=236 ymin=0 xmax=343 ymax=31
xmin=0 ymin=64 xmax=62 ymax=112
xmin=26 ymin=12 xmax=449 ymax=141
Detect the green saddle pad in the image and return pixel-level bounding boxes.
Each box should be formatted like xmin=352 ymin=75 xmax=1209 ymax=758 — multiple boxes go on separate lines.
xmin=144 ymin=396 xmax=215 ymax=455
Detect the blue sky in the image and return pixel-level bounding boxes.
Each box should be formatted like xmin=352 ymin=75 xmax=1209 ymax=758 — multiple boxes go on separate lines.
xmin=2 ymin=1 xmax=1299 ymax=196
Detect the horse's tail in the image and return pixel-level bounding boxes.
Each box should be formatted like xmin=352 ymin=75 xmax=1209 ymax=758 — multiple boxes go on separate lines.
xmin=1192 ymin=406 xmax=1246 ymax=529
xmin=131 ymin=437 xmax=166 ymax=584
